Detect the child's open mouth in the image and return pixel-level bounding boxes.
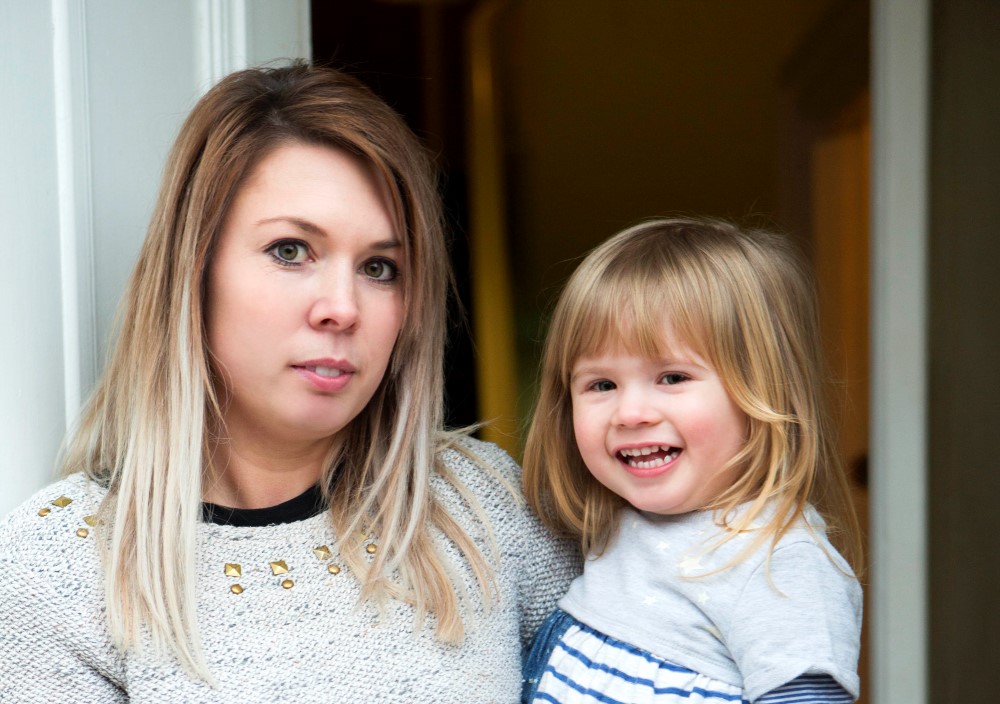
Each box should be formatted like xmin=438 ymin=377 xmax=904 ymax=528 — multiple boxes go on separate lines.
xmin=616 ymin=445 xmax=681 ymax=470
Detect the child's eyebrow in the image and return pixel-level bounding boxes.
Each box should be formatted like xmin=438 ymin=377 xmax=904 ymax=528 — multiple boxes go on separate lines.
xmin=569 ymin=366 xmax=601 ymax=382
xmin=658 ymin=354 xmax=710 ymax=370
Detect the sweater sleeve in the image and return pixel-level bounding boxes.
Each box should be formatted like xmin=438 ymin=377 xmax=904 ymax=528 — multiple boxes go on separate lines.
xmin=0 ymin=478 xmax=127 ymax=703
xmin=478 ymin=444 xmax=581 ymax=651
xmin=0 ymin=551 xmax=127 ymax=702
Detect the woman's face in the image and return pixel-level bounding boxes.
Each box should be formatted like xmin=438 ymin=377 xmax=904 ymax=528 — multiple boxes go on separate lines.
xmin=206 ymin=142 xmax=404 ymax=452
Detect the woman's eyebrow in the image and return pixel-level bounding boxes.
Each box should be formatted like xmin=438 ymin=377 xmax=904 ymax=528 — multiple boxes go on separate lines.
xmin=256 ymin=216 xmax=324 ymax=234
xmin=255 ymin=216 xmax=402 ymax=249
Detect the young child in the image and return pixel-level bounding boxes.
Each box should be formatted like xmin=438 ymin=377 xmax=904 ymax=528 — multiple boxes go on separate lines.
xmin=522 ymin=217 xmax=863 ymax=703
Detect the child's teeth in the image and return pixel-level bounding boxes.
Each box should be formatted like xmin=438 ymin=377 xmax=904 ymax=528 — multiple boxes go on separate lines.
xmin=312 ymin=366 xmax=343 ymax=378
xmin=619 ymin=445 xmax=681 ymax=467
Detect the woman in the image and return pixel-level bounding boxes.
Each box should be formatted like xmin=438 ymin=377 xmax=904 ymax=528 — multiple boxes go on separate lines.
xmin=0 ymin=63 xmax=577 ymax=702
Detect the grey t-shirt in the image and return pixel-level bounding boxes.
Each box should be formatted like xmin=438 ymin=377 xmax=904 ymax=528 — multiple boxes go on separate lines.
xmin=558 ymin=504 xmax=862 ymax=702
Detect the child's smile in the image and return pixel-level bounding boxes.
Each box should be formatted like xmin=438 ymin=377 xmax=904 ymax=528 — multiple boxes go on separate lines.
xmin=616 ymin=444 xmax=682 ymax=476
xmin=570 ymin=338 xmax=748 ymax=515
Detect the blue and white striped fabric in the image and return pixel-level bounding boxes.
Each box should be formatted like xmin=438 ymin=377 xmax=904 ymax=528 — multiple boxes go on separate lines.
xmin=532 ymin=618 xmax=747 ymax=704
xmin=756 ymin=674 xmax=853 ymax=703
xmin=530 ymin=616 xmax=852 ymax=704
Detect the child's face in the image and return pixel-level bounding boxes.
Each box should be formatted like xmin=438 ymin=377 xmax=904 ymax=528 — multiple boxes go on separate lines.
xmin=570 ymin=335 xmax=747 ymax=515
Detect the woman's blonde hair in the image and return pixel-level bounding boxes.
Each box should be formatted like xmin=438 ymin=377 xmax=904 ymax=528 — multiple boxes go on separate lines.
xmin=62 ymin=63 xmax=494 ymax=677
xmin=523 ymin=217 xmax=861 ymax=573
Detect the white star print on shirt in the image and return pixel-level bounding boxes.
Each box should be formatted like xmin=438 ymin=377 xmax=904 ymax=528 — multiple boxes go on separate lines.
xmin=678 ymin=555 xmax=704 ymax=575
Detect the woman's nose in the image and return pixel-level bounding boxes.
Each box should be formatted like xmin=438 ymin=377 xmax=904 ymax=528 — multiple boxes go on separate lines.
xmin=308 ymin=270 xmax=359 ymax=332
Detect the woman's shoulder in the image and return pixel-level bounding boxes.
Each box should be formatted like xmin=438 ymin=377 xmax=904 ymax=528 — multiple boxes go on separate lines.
xmin=1 ymin=473 xmax=107 ymax=570
xmin=2 ymin=473 xmax=107 ymax=535
xmin=0 ymin=475 xmax=125 ymax=695
xmin=432 ymin=433 xmax=534 ymax=526
xmin=436 ymin=431 xmax=518 ymax=482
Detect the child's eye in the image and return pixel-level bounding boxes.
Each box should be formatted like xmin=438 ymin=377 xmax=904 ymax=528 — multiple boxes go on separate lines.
xmin=588 ymin=379 xmax=616 ymax=392
xmin=267 ymin=240 xmax=309 ymax=265
xmin=362 ymin=257 xmax=399 ymax=283
xmin=660 ymin=372 xmax=689 ymax=386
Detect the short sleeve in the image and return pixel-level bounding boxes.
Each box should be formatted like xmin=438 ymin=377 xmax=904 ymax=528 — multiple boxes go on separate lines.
xmin=725 ymin=541 xmax=862 ymax=702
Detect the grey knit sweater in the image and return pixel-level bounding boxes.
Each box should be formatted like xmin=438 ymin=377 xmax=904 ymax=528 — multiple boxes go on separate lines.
xmin=0 ymin=438 xmax=579 ymax=702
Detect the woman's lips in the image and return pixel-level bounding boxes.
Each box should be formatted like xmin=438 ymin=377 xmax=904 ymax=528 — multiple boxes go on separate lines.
xmin=292 ymin=359 xmax=355 ymax=391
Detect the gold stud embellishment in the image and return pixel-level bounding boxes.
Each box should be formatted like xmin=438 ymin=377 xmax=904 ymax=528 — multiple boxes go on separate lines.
xmin=281 ymin=579 xmax=294 ymax=589
xmin=225 ymin=563 xmax=242 ymax=578
xmin=313 ymin=545 xmax=332 ymax=561
xmin=230 ymin=584 xmax=244 ymax=595
xmin=365 ymin=543 xmax=377 ymax=555
xmin=83 ymin=515 xmax=98 ymax=527
xmin=51 ymin=496 xmax=73 ymax=508
xmin=328 ymin=564 xmax=341 ymax=575
xmin=269 ymin=560 xmax=289 ymax=575
xmin=37 ymin=508 xmax=51 ymax=517
xmin=76 ymin=528 xmax=89 ymax=538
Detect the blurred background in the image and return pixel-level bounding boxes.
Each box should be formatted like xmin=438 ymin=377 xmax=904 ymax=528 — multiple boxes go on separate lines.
xmin=2 ymin=1 xmax=998 ymax=702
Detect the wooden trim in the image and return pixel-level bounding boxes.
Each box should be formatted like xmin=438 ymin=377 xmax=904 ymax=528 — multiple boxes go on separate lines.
xmin=465 ymin=0 xmax=519 ymax=454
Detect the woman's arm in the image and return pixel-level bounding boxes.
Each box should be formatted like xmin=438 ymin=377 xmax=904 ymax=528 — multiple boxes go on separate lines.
xmin=0 ymin=552 xmax=127 ymax=702
xmin=0 ymin=479 xmax=127 ymax=702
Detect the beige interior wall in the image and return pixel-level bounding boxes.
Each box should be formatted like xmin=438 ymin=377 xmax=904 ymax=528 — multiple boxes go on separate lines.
xmin=494 ymin=0 xmax=841 ymax=426
xmin=500 ymin=0 xmax=837 ymax=301
xmin=810 ymin=91 xmax=871 ymax=704
xmin=812 ymin=93 xmax=871 ymax=476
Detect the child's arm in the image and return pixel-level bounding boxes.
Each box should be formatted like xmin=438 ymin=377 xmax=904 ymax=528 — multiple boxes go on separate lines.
xmin=726 ymin=540 xmax=863 ymax=702
xmin=757 ymin=673 xmax=854 ymax=702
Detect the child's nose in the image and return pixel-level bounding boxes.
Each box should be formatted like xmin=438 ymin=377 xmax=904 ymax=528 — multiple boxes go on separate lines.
xmin=612 ymin=388 xmax=660 ymax=427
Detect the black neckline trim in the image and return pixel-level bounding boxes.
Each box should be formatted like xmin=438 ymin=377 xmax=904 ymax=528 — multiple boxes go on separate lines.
xmin=201 ymin=484 xmax=326 ymax=527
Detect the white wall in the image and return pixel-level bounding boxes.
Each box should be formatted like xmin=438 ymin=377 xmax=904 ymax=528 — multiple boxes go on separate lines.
xmin=0 ymin=3 xmax=68 ymax=517
xmin=0 ymin=0 xmax=309 ymax=517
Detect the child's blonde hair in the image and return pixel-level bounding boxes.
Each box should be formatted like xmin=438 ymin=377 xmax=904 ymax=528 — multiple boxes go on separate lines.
xmin=523 ymin=216 xmax=862 ymax=572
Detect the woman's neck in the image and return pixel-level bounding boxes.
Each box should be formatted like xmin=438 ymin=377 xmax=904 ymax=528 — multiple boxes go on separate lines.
xmin=204 ymin=433 xmax=336 ymax=509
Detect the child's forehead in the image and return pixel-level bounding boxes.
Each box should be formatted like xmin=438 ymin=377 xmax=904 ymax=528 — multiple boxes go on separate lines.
xmin=575 ymin=327 xmax=707 ymax=367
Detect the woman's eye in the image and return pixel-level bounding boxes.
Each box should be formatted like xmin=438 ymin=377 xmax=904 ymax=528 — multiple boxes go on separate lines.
xmin=363 ymin=258 xmax=398 ymax=282
xmin=660 ymin=373 xmax=688 ymax=385
xmin=589 ymin=379 xmax=616 ymax=392
xmin=269 ymin=240 xmax=309 ymax=264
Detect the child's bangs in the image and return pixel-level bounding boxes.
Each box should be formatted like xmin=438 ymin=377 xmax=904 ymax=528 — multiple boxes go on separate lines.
xmin=566 ymin=273 xmax=692 ymax=365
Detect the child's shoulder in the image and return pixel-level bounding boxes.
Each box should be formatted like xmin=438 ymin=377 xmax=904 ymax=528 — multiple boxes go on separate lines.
xmin=677 ymin=502 xmax=856 ymax=579
xmin=721 ymin=503 xmax=859 ymax=596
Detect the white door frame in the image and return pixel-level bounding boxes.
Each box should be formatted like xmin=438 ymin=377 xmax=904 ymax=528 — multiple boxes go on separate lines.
xmin=871 ymin=0 xmax=930 ymax=702
xmin=3 ymin=5 xmax=934 ymax=701
xmin=0 ymin=0 xmax=309 ymax=517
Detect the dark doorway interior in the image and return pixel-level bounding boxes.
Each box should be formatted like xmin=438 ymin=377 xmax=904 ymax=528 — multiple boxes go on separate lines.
xmin=311 ymin=0 xmax=480 ymax=430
